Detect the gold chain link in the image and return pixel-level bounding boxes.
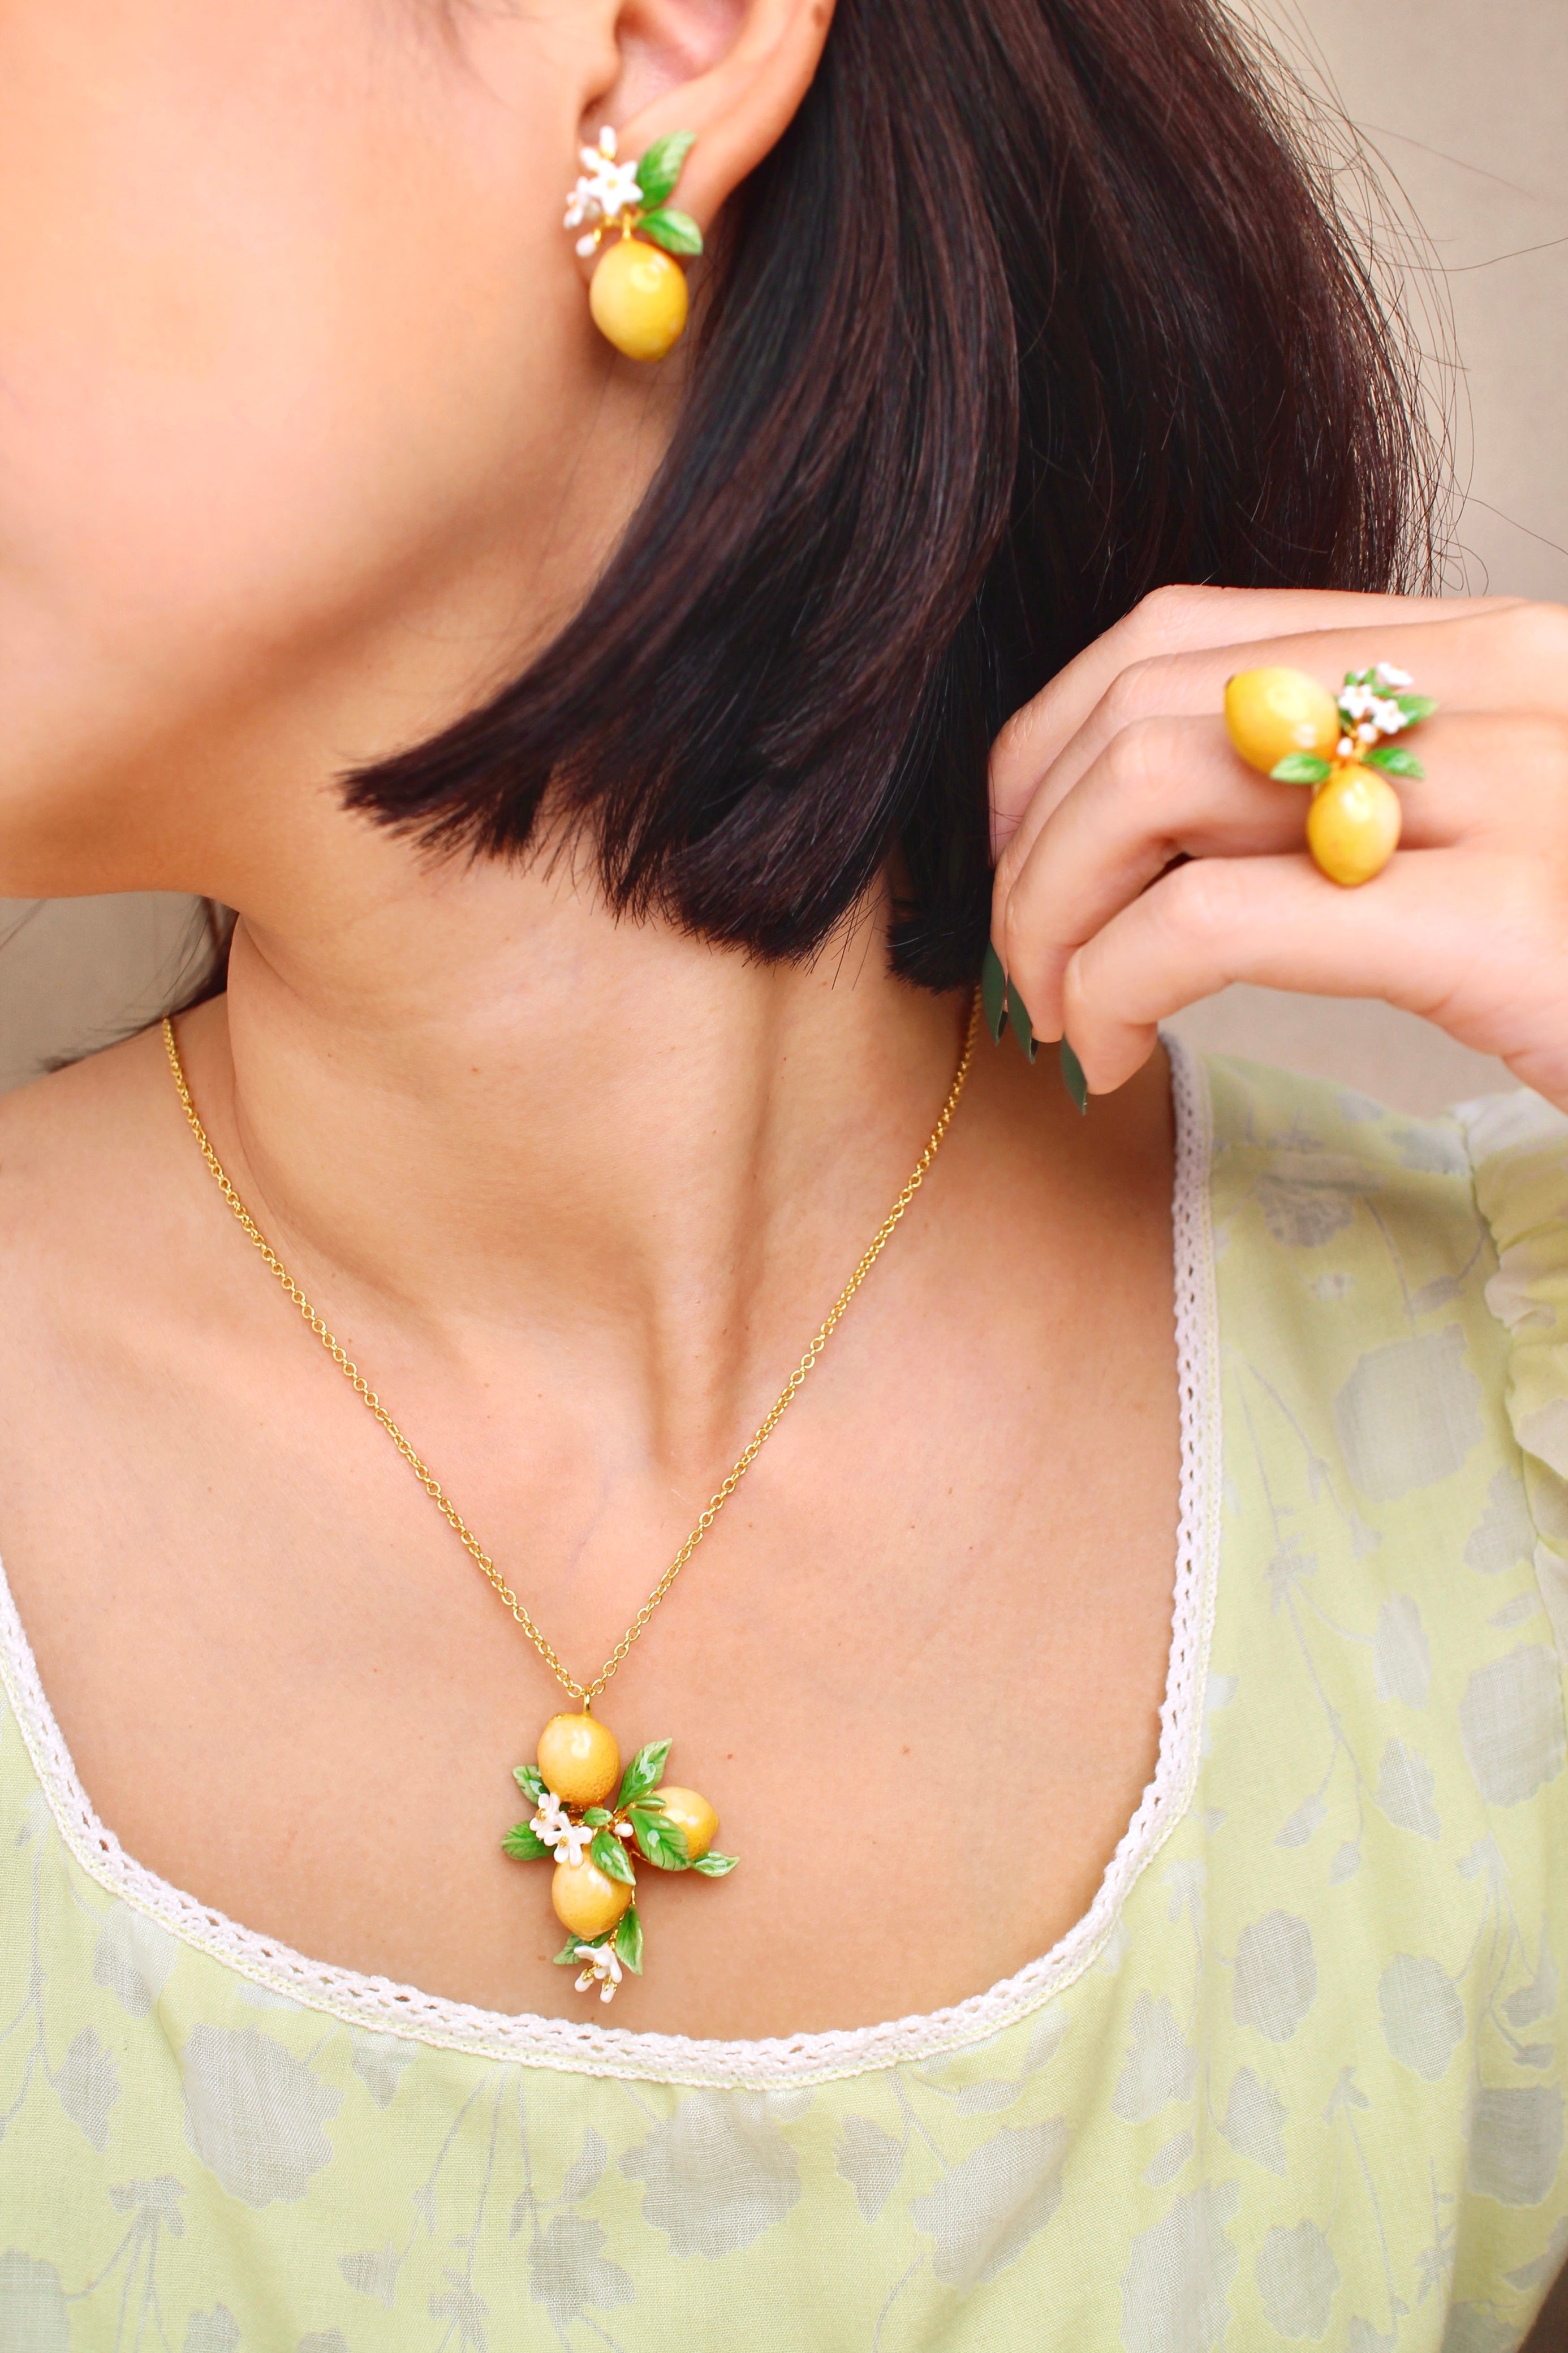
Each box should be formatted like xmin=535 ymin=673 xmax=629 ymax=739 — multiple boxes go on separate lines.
xmin=162 ymin=996 xmax=978 ymax=1704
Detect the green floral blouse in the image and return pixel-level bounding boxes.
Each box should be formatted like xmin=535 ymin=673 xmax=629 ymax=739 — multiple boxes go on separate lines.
xmin=3 ymin=1044 xmax=1568 ymax=2350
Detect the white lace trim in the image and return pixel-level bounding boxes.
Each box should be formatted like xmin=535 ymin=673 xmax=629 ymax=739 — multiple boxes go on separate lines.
xmin=0 ymin=1038 xmax=1220 ymax=2092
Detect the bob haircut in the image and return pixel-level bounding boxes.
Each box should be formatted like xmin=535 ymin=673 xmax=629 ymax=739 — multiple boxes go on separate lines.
xmin=345 ymin=0 xmax=1431 ymax=994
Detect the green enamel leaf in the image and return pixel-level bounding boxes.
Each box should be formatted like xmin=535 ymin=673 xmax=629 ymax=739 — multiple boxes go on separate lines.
xmin=634 ymin=131 xmax=696 ymax=209
xmin=1059 ymin=1040 xmax=1088 ymax=1117
xmin=615 ymin=1904 xmax=645 ymax=1975
xmin=981 ymin=941 xmax=1009 ymax=1045
xmin=639 ymin=207 xmax=703 ymax=258
xmin=1395 ymin=693 xmax=1437 ymax=724
xmin=692 ymin=1850 xmax=738 ymax=1876
xmin=630 ymin=1804 xmax=690 ymax=1871
xmin=555 ymin=1934 xmax=601 ymax=1965
xmin=1363 ymin=743 xmax=1425 ymax=779
xmin=591 ymin=1828 xmax=637 ymax=1886
xmin=618 ymin=1741 xmax=671 ymax=1808
xmin=1269 ymin=752 xmax=1333 ymax=786
xmin=582 ymin=1808 xmax=611 ymax=1828
xmin=514 ymin=1762 xmax=548 ymax=1805
xmin=1006 ymin=983 xmax=1037 ymax=1065
xmin=502 ymin=1821 xmax=551 ymax=1862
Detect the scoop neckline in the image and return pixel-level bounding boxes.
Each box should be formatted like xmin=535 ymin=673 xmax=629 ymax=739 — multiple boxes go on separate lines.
xmin=0 ymin=1038 xmax=1220 ymax=2091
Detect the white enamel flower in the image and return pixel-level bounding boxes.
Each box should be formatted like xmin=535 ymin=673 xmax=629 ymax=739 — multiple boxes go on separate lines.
xmin=531 ymin=1795 xmax=593 ymax=1868
xmin=1337 ymin=683 xmax=1407 ymax=738
xmin=563 ymin=126 xmax=643 ymax=238
xmin=1373 ymin=661 xmax=1413 ymax=688
xmin=574 ymin=1942 xmax=624 ymax=2003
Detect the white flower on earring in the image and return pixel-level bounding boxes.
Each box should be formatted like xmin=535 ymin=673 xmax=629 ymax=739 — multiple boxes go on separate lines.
xmin=564 ymin=123 xmax=644 ymax=238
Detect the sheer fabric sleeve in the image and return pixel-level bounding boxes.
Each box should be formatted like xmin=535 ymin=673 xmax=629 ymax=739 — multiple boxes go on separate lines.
xmin=1461 ymin=1088 xmax=1568 ymax=1658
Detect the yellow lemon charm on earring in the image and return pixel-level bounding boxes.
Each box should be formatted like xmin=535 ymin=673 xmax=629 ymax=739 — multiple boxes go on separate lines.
xmin=1225 ymin=661 xmax=1436 ymax=886
xmin=565 ymin=127 xmax=703 ymax=363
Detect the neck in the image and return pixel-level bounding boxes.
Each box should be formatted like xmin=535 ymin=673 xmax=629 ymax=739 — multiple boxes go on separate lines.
xmin=186 ymin=843 xmax=970 ymax=1466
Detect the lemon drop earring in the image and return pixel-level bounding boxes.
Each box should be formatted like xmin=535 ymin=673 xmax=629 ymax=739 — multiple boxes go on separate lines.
xmin=566 ymin=127 xmax=704 ymax=363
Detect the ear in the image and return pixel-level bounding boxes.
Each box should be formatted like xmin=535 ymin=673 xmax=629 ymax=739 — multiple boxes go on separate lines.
xmin=596 ymin=0 xmax=837 ymax=226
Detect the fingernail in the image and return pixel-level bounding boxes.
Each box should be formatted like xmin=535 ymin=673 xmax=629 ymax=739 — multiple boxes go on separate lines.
xmin=981 ymin=942 xmax=1009 ymax=1045
xmin=1059 ymin=1040 xmax=1088 ymax=1115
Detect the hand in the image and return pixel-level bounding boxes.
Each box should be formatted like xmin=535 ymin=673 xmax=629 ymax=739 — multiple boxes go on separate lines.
xmin=989 ymin=588 xmax=1568 ymax=1109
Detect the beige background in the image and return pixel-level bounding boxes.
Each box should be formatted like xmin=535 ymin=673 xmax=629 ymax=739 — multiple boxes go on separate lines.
xmin=2 ymin=0 xmax=1565 ymax=1109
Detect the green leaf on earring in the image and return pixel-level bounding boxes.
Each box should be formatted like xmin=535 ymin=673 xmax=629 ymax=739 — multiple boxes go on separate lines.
xmin=514 ymin=1762 xmax=548 ymax=1805
xmin=591 ymin=1828 xmax=637 ymax=1886
xmin=502 ymin=1821 xmax=552 ymax=1861
xmin=1363 ymin=744 xmax=1425 ymax=779
xmin=692 ymin=1850 xmax=739 ymax=1876
xmin=634 ymin=131 xmax=696 ymax=208
xmin=1060 ymin=1040 xmax=1089 ymax=1115
xmin=615 ymin=1905 xmax=645 ymax=1975
xmin=1270 ymin=752 xmax=1333 ymax=785
xmin=582 ymin=1807 xmax=612 ymax=1828
xmin=1007 ymin=985 xmax=1038 ymax=1065
xmin=618 ymin=1741 xmax=671 ymax=1807
xmin=639 ymin=207 xmax=703 ymax=258
xmin=981 ymin=941 xmax=1009 ymax=1045
xmin=1395 ymin=693 xmax=1437 ymax=725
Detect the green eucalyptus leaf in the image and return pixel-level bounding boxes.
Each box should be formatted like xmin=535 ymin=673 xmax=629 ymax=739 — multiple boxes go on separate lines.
xmin=630 ymin=1804 xmax=690 ymax=1871
xmin=981 ymin=941 xmax=1009 ymax=1045
xmin=591 ymin=1828 xmax=637 ymax=1886
xmin=615 ymin=1904 xmax=645 ymax=1975
xmin=692 ymin=1850 xmax=739 ymax=1876
xmin=1269 ymin=752 xmax=1333 ymax=786
xmin=582 ymin=1808 xmax=611 ymax=1828
xmin=1362 ymin=744 xmax=1425 ymax=779
xmin=501 ymin=1821 xmax=552 ymax=1863
xmin=1006 ymin=984 xmax=1037 ymax=1066
xmin=618 ymin=1741 xmax=671 ymax=1808
xmin=638 ymin=208 xmax=703 ymax=258
xmin=634 ymin=131 xmax=696 ymax=208
xmin=1059 ymin=1040 xmax=1088 ymax=1117
xmin=514 ymin=1762 xmax=548 ymax=1805
xmin=1395 ymin=693 xmax=1437 ymax=724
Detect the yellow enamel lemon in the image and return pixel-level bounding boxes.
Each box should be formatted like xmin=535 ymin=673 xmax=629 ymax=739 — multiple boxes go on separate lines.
xmin=552 ymin=1855 xmax=634 ymax=1940
xmin=1306 ymin=764 xmax=1402 ymax=887
xmin=1224 ymin=667 xmax=1340 ymax=774
xmin=589 ymin=238 xmax=689 ymax=363
xmin=537 ymin=1713 xmax=621 ymax=1808
xmin=654 ymin=1787 xmax=718 ymax=1864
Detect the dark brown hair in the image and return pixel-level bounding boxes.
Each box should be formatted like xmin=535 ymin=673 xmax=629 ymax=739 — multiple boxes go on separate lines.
xmin=345 ymin=0 xmax=1431 ymax=992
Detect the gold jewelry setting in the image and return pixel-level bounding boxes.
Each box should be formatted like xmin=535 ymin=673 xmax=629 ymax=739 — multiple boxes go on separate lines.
xmin=1224 ymin=662 xmax=1437 ymax=886
xmin=163 ymin=998 xmax=977 ymax=2004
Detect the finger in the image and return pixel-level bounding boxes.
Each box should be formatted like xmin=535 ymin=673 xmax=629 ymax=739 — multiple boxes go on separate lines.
xmin=997 ymin=709 xmax=1560 ymax=1037
xmin=1059 ymin=847 xmax=1528 ymax=1094
xmin=992 ymin=600 xmax=1557 ymax=881
xmin=989 ymin=587 xmax=1514 ymax=850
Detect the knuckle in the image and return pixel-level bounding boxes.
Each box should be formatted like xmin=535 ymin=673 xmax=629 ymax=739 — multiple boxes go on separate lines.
xmin=1098 ymin=714 xmax=1177 ymax=813
xmin=1159 ymin=854 xmax=1248 ymax=942
xmin=1505 ymin=600 xmax=1568 ymax=674
xmin=1101 ymin=655 xmax=1171 ymax=732
xmin=1130 ymin=582 xmax=1222 ymax=644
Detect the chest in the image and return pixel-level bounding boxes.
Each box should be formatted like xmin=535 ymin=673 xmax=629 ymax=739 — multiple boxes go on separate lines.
xmin=0 ymin=1265 xmax=1179 ymax=2039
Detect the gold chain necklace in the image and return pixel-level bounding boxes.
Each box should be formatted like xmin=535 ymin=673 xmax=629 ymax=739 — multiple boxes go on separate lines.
xmin=162 ymin=997 xmax=977 ymax=2002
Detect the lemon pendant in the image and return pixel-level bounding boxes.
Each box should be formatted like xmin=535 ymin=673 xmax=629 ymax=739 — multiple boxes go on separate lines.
xmin=503 ymin=1713 xmax=736 ymax=2003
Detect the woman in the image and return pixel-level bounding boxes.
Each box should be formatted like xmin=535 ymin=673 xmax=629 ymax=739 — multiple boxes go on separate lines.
xmin=1 ymin=0 xmax=1566 ymax=2340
